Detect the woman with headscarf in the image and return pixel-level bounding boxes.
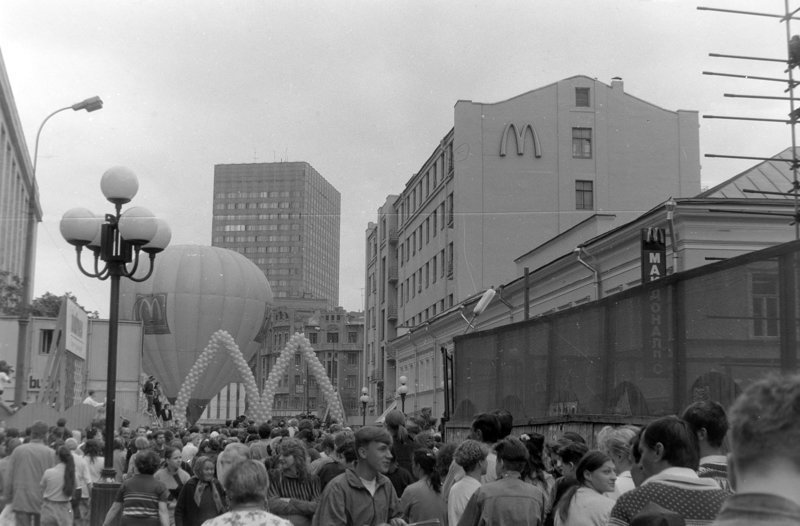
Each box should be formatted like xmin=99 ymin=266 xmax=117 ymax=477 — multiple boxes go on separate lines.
xmin=174 ymin=456 xmax=226 ymax=526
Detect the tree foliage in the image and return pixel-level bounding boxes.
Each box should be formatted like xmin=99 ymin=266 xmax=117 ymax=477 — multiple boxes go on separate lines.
xmin=0 ymin=271 xmax=24 ymax=316
xmin=0 ymin=272 xmax=98 ymax=318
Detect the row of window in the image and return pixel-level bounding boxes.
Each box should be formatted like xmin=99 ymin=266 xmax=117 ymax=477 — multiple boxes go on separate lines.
xmin=271 ymin=332 xmax=359 ymax=346
xmin=404 ymin=295 xmax=454 ymax=328
xmin=398 ymin=194 xmax=453 ymax=265
xmin=220 ymin=242 xmax=302 ymax=253
xmin=268 ymin=395 xmax=361 ymax=412
xmin=399 ymin=243 xmax=453 ymax=305
xmin=214 ymin=201 xmax=296 ymax=210
xmin=398 ymin=142 xmax=454 ymax=225
xmin=215 ymin=191 xmax=298 ymax=198
xmin=214 ymin=213 xmax=302 ymax=221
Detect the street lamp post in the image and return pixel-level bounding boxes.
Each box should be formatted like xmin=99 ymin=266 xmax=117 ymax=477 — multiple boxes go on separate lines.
xmin=360 ymin=387 xmax=370 ymax=427
xmin=60 ymin=166 xmax=169 ymax=525
xmin=16 ymin=96 xmax=104 ymax=408
xmin=398 ymin=375 xmax=408 ymax=414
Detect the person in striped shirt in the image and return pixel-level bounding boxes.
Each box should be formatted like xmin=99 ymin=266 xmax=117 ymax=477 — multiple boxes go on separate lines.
xmin=268 ymin=437 xmax=320 ymax=526
xmin=607 ymin=416 xmax=728 ymax=526
xmin=104 ymin=449 xmax=169 ymax=526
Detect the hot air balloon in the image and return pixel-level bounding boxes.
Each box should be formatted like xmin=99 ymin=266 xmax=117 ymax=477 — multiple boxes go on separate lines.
xmin=119 ymin=245 xmax=272 ymax=421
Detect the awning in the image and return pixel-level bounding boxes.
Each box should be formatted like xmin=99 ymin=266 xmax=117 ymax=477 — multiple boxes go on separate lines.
xmin=374 ymin=400 xmax=397 ymax=424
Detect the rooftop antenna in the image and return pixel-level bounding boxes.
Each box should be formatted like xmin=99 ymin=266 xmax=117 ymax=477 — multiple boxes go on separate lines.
xmin=699 ymin=1 xmax=800 ymax=238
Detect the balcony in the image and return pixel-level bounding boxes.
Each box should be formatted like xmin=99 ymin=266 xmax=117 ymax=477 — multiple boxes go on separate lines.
xmin=387 ymin=303 xmax=398 ymax=321
xmin=387 ymin=262 xmax=398 ymax=283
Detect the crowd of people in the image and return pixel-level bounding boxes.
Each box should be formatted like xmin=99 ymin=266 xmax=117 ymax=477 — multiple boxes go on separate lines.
xmin=0 ymin=372 xmax=799 ymax=525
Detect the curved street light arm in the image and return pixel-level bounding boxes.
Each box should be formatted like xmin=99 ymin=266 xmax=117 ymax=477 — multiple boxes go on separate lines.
xmin=126 ymin=253 xmax=157 ymax=283
xmin=32 ymin=106 xmax=72 ymax=178
xmin=75 ymin=247 xmax=109 ymax=280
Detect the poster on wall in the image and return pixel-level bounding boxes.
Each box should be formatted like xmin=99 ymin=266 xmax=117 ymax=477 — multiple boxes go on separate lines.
xmin=65 ymin=299 xmax=88 ymax=360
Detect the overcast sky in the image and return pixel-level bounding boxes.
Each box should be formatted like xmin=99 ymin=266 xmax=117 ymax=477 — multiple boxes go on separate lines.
xmin=0 ymin=0 xmax=791 ymax=316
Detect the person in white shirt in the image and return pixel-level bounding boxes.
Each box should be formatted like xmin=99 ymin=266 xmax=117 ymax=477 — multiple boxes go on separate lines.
xmin=448 ymin=439 xmax=488 ymax=526
xmin=0 ymin=361 xmax=13 ymax=397
xmin=82 ymin=390 xmax=104 ymax=408
xmin=66 ymin=438 xmax=93 ymax=525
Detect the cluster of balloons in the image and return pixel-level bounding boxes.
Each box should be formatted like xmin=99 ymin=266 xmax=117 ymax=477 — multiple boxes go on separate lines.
xmin=173 ymin=330 xmax=346 ymax=425
xmin=173 ymin=330 xmax=264 ymax=425
xmin=261 ymin=332 xmax=345 ymax=423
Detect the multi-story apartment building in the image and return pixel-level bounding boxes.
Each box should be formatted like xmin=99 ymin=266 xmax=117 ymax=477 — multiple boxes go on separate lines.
xmin=263 ymin=303 xmax=364 ymax=418
xmin=364 ymin=196 xmax=399 ymax=412
xmin=0 ymin=49 xmax=39 ymax=296
xmin=212 ymin=162 xmax=340 ymax=307
xmin=364 ymin=76 xmax=701 ymax=415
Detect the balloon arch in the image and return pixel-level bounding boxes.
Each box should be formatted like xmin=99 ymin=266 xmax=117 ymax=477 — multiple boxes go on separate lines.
xmin=173 ymin=330 xmax=345 ymax=424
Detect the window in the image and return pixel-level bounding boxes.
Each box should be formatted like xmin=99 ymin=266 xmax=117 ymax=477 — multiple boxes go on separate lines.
xmin=348 ymin=332 xmax=358 ymax=344
xmin=295 ymin=353 xmax=302 ymax=367
xmin=572 ymin=128 xmax=592 ymax=158
xmin=447 ymin=243 xmax=454 ymax=277
xmin=432 ymin=256 xmax=437 ymax=284
xmin=576 ymin=180 xmax=594 ymax=210
xmin=327 ymin=332 xmax=339 ymax=344
xmin=347 ymin=352 xmax=359 ymax=364
xmin=39 ymin=329 xmax=54 ymax=354
xmin=752 ymin=273 xmax=779 ymax=337
xmin=308 ymin=332 xmax=318 ymax=344
xmin=345 ymin=375 xmax=357 ymax=389
xmin=447 ymin=194 xmax=454 ymax=226
xmin=575 ymin=87 xmax=590 ymax=107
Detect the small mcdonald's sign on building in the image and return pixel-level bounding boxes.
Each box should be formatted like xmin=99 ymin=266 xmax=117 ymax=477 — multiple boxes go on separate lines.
xmin=641 ymin=227 xmax=667 ymax=284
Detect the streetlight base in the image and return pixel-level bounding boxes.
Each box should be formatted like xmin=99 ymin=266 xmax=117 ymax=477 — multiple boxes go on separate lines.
xmin=90 ymin=473 xmax=120 ymax=526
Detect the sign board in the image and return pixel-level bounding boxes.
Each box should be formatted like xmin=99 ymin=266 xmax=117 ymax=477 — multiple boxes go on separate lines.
xmin=65 ymin=299 xmax=88 ymax=360
xmin=641 ymin=228 xmax=667 ymax=284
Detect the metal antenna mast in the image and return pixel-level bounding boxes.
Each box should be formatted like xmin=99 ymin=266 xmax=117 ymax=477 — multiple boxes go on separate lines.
xmin=699 ymin=1 xmax=800 ymax=238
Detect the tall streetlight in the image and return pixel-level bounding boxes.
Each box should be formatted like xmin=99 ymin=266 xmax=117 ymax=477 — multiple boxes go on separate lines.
xmin=16 ymin=96 xmax=104 ymax=407
xmin=60 ymin=166 xmax=169 ymax=520
xmin=360 ymin=387 xmax=370 ymax=427
xmin=398 ymin=375 xmax=408 ymax=414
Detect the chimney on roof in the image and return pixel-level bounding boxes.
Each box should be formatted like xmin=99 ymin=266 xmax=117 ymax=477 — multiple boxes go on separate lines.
xmin=611 ymin=77 xmax=623 ymax=91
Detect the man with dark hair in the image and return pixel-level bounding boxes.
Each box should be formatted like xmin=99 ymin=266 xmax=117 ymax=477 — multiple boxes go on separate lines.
xmin=442 ymin=412 xmax=502 ymax=504
xmin=546 ymin=440 xmax=589 ymax=525
xmin=608 ymin=416 xmax=728 ymax=526
xmin=458 ymin=437 xmax=547 ymax=526
xmin=318 ymin=432 xmax=357 ymax=491
xmin=309 ymin=433 xmax=336 ymax=475
xmin=682 ymin=400 xmax=730 ymax=491
xmin=143 ymin=375 xmax=155 ymax=414
xmin=313 ymin=427 xmax=406 ymax=526
xmin=712 ymin=374 xmax=800 ymax=525
xmin=4 ymin=420 xmax=55 ymax=526
xmin=492 ymin=409 xmax=513 ymax=439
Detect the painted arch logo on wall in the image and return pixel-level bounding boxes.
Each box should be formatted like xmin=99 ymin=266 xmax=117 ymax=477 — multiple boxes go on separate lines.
xmin=499 ymin=123 xmax=542 ymax=158
xmin=132 ymin=293 xmax=170 ymax=335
